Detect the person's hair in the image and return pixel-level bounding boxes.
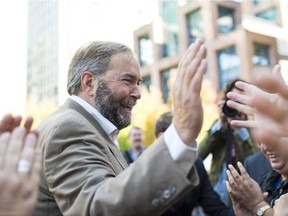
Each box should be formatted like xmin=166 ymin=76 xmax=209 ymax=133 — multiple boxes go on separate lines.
xmin=223 ymin=78 xmax=246 ymax=99
xmin=155 ymin=111 xmax=173 ymax=137
xmin=129 ymin=126 xmax=142 ymax=137
xmin=67 ymin=41 xmax=133 ymax=95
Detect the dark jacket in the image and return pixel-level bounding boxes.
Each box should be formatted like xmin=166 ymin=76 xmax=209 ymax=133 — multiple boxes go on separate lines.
xmin=162 ymin=158 xmax=235 ymax=216
xmin=260 ymin=170 xmax=288 ymax=207
xmin=244 ymin=151 xmax=272 ymax=184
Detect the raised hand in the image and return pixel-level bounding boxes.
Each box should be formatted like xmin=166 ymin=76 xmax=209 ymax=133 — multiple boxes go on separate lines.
xmin=0 ymin=113 xmax=33 ymax=134
xmin=226 ymin=162 xmax=267 ymax=213
xmin=226 ymin=65 xmax=288 ymax=145
xmin=0 ymin=118 xmax=42 ymax=216
xmin=173 ymin=39 xmax=207 ymax=146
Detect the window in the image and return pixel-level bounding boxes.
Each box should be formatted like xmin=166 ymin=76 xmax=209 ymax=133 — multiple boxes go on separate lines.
xmin=161 ymin=67 xmax=176 ymax=103
xmin=217 ymin=6 xmax=236 ymax=34
xmin=253 ymin=0 xmax=259 ymax=7
xmin=186 ymin=8 xmax=203 ymax=45
xmin=138 ymin=35 xmax=153 ymax=67
xmin=160 ymin=0 xmax=179 ymax=57
xmin=141 ymin=75 xmax=152 ymax=92
xmin=256 ymin=7 xmax=277 ymax=22
xmin=252 ymin=43 xmax=270 ymax=66
xmin=217 ymin=46 xmax=240 ymax=90
xmin=163 ymin=32 xmax=179 ymax=58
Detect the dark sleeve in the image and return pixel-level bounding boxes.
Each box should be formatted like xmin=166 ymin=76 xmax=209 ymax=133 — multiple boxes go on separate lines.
xmin=196 ymin=159 xmax=235 ymax=216
xmin=243 ymin=155 xmax=251 ymax=174
xmin=198 ymin=120 xmax=226 ymax=160
xmin=122 ymin=150 xmax=133 ymax=164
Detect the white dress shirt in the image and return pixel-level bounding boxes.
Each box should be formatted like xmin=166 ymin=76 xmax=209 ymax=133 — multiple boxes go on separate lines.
xmin=70 ymin=95 xmax=197 ymax=162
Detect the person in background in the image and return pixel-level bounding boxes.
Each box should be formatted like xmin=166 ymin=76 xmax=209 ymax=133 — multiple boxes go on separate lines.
xmin=198 ymin=79 xmax=257 ymax=206
xmin=122 ymin=126 xmax=146 ymax=164
xmin=156 ymin=111 xmax=235 ymax=216
xmin=33 ymin=39 xmax=207 ymax=216
xmin=0 ymin=113 xmax=42 ymax=216
xmin=225 ymin=64 xmax=288 ymax=216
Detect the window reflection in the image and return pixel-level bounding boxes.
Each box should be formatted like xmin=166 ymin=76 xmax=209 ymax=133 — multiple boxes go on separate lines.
xmin=187 ymin=8 xmax=203 ymax=45
xmin=217 ymin=6 xmax=236 ymax=34
xmin=161 ymin=67 xmax=176 ymax=103
xmin=252 ymin=43 xmax=270 ymax=66
xmin=256 ymin=7 xmax=277 ymax=22
xmin=217 ymin=46 xmax=240 ymax=90
xmin=141 ymin=75 xmax=152 ymax=92
xmin=138 ymin=35 xmax=153 ymax=66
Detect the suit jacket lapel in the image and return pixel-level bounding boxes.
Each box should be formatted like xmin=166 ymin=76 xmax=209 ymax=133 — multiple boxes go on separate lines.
xmin=63 ymin=98 xmax=128 ymax=170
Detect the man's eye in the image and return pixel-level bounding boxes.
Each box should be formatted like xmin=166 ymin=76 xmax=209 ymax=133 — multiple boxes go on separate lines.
xmin=123 ymin=79 xmax=132 ymax=85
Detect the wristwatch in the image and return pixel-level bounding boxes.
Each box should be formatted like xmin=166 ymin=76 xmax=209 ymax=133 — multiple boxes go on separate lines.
xmin=257 ymin=205 xmax=271 ymax=216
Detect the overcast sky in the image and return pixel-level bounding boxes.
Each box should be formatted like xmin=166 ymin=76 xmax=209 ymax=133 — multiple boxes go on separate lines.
xmin=0 ymin=0 xmax=157 ymax=117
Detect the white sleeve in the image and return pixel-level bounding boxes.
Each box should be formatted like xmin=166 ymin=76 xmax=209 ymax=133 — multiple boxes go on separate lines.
xmin=164 ymin=124 xmax=197 ymax=163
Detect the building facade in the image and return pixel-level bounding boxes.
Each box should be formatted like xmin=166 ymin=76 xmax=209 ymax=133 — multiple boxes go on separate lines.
xmin=27 ymin=0 xmax=59 ymax=106
xmin=134 ymin=0 xmax=288 ymax=102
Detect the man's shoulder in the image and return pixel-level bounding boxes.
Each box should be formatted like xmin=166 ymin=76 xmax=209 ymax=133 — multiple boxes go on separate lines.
xmin=37 ymin=106 xmax=84 ymax=129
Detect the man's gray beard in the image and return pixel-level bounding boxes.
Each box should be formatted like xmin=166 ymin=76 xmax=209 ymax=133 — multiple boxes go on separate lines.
xmin=94 ymin=80 xmax=133 ymax=130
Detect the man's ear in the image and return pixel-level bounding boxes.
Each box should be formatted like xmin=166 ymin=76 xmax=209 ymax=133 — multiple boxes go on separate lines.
xmin=80 ymin=71 xmax=96 ymax=97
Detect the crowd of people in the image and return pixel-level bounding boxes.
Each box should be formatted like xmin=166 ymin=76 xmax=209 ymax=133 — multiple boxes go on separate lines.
xmin=0 ymin=37 xmax=287 ymax=216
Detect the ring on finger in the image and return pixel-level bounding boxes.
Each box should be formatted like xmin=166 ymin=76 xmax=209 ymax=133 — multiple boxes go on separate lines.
xmin=17 ymin=159 xmax=31 ymax=175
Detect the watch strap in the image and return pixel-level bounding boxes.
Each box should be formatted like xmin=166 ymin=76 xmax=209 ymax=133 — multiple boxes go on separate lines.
xmin=257 ymin=204 xmax=271 ymax=216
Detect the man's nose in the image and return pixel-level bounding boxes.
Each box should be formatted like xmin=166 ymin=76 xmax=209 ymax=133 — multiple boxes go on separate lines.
xmin=131 ymin=85 xmax=141 ymax=100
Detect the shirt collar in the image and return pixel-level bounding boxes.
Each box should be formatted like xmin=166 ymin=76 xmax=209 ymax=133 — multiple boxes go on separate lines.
xmin=69 ymin=95 xmax=119 ymax=144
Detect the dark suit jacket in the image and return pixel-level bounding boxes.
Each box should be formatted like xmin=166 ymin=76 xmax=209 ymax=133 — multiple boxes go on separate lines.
xmin=244 ymin=151 xmax=272 ymax=184
xmin=33 ymin=99 xmax=199 ymax=216
xmin=162 ymin=158 xmax=235 ymax=216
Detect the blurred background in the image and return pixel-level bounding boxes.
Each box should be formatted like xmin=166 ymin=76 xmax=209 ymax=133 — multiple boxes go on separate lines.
xmin=0 ymin=0 xmax=288 ymax=165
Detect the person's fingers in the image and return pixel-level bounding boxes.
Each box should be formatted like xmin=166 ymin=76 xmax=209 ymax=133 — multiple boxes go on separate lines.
xmin=257 ymin=65 xmax=288 ymax=98
xmin=226 ymin=169 xmax=237 ymax=188
xmin=18 ymin=133 xmax=38 ymax=177
xmin=3 ymin=127 xmax=26 ymax=170
xmin=178 ymin=42 xmax=206 ymax=92
xmin=23 ymin=116 xmax=34 ymax=132
xmin=226 ymin=99 xmax=255 ymax=117
xmin=228 ymin=164 xmax=243 ymax=184
xmin=237 ymin=162 xmax=251 ymax=181
xmin=226 ymin=180 xmax=232 ymax=193
xmin=0 ymin=113 xmax=13 ymax=133
xmin=11 ymin=115 xmax=22 ymax=130
xmin=192 ymin=58 xmax=207 ymax=93
xmin=0 ymin=132 xmax=11 ymax=168
xmin=230 ymin=119 xmax=256 ymax=129
xmin=180 ymin=39 xmax=203 ymax=68
xmin=176 ymin=39 xmax=202 ymax=82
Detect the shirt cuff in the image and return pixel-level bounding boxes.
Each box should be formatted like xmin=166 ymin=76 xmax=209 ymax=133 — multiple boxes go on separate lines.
xmin=164 ymin=124 xmax=197 ymax=162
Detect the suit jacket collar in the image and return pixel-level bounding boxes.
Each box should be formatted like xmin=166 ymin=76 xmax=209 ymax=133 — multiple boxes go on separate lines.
xmin=63 ymin=98 xmax=128 ymax=169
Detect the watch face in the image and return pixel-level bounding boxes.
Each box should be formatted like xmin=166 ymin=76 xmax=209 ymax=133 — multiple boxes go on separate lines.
xmin=257 ymin=209 xmax=263 ymax=216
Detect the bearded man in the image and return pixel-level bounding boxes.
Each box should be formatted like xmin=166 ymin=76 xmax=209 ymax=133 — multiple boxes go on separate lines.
xmin=33 ymin=40 xmax=207 ymax=216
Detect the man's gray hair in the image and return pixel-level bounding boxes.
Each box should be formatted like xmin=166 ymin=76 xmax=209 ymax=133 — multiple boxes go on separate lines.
xmin=67 ymin=41 xmax=133 ymax=95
